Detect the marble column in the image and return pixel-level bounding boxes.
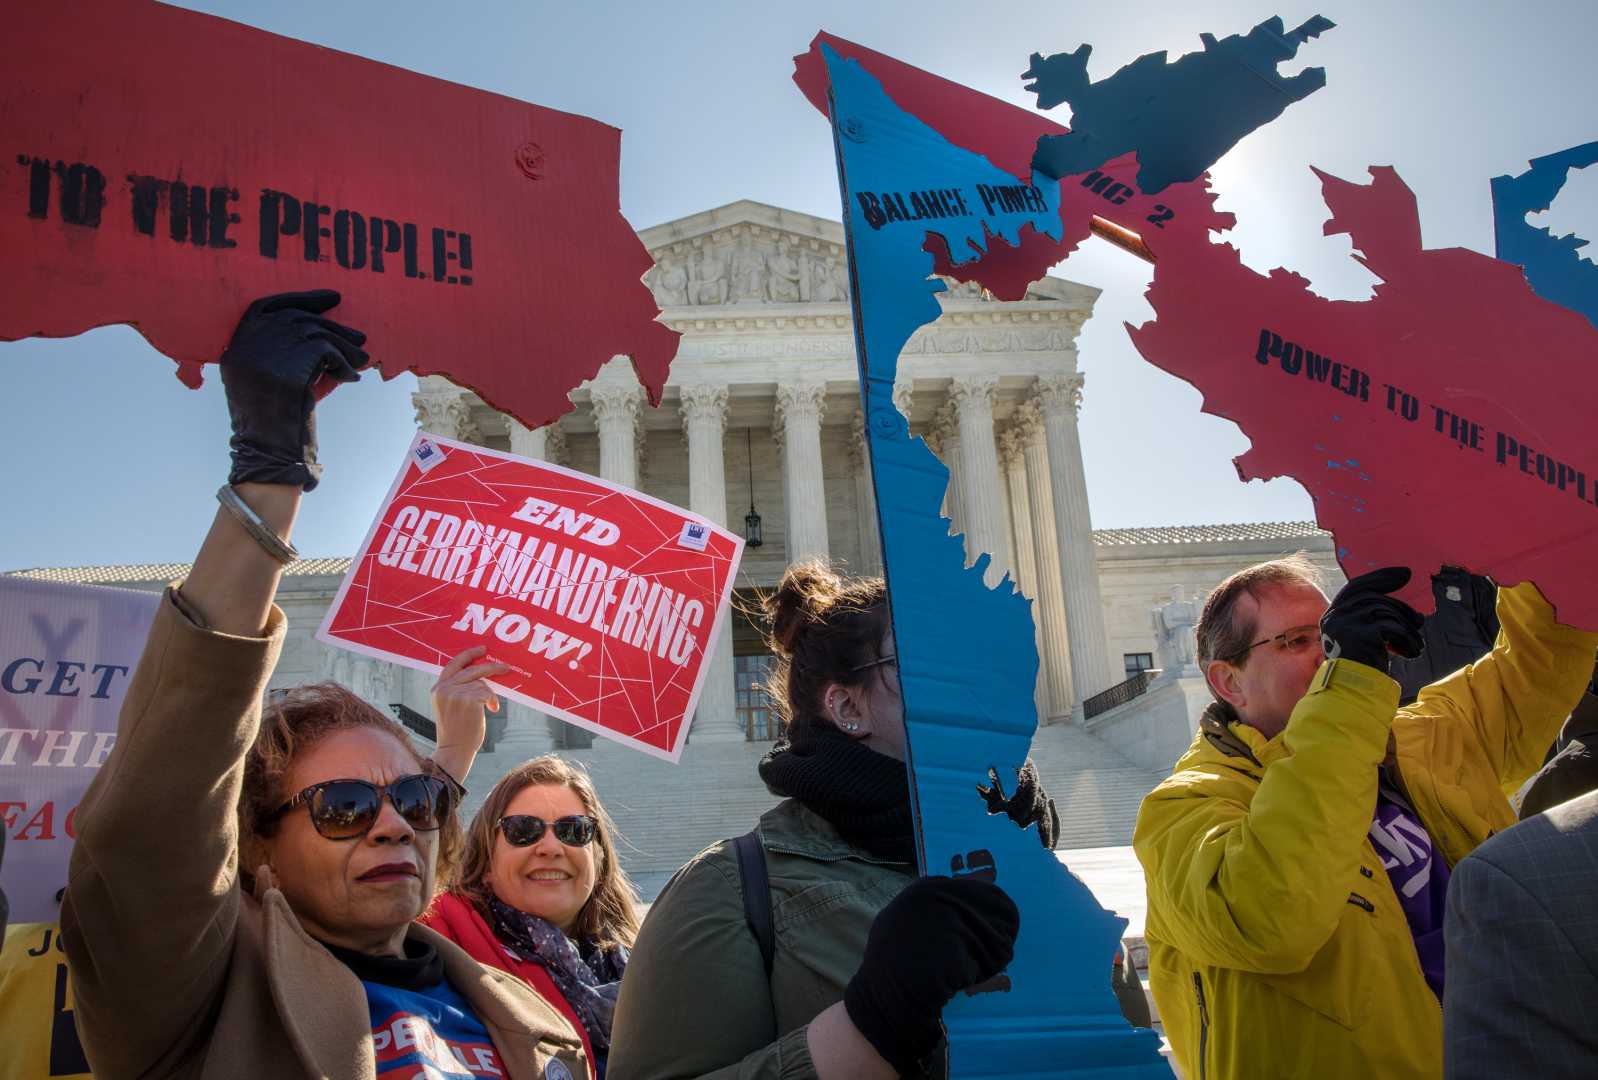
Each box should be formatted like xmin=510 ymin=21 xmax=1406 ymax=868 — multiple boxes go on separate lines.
xmin=590 ymin=385 xmax=643 ymax=489
xmin=503 ymin=419 xmax=561 ymax=751
xmin=999 ymin=469 xmax=1019 ymax=580
xmin=413 ymin=383 xmax=480 ymax=444
xmin=1034 ymin=374 xmax=1116 ymax=705
xmin=1000 ymin=427 xmax=1047 ymax=717
xmin=850 ymin=412 xmax=883 ymax=577
xmin=999 ymin=429 xmax=1040 ymax=601
xmin=508 ymin=421 xmax=548 ymax=461
xmin=680 ymin=384 xmax=740 ymax=742
xmin=931 ymin=401 xmax=965 ymax=545
xmin=892 ymin=380 xmax=915 ymax=426
xmin=949 ymin=376 xmax=1010 ymax=588
xmin=775 ymin=380 xmax=830 ymax=562
xmin=1015 ymin=403 xmax=1075 ymax=719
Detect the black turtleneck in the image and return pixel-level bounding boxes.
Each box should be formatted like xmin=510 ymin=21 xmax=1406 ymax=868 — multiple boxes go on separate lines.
xmin=323 ymin=936 xmax=443 ymax=990
xmin=758 ymin=725 xmax=917 ymax=863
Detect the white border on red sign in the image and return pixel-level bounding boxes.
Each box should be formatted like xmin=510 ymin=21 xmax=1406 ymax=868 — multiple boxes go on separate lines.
xmin=314 ymin=430 xmax=747 ymax=764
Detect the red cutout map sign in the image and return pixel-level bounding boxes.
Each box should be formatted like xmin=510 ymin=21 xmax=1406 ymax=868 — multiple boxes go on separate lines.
xmin=2 ymin=0 xmax=677 ymax=427
xmin=320 ymin=434 xmax=743 ymax=762
xmin=796 ymin=33 xmax=1598 ymax=628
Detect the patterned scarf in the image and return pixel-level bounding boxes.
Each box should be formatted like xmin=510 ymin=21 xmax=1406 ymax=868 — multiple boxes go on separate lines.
xmin=485 ymin=895 xmax=628 ymax=1052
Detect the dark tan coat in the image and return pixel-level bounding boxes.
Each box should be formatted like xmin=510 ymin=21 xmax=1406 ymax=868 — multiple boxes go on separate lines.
xmin=62 ymin=589 xmax=589 ymax=1080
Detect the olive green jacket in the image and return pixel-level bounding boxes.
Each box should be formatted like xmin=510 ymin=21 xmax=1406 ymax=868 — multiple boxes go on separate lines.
xmin=608 ymin=798 xmax=914 ymax=1080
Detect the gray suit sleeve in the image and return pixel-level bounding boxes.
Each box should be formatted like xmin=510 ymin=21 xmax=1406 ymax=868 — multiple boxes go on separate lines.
xmin=1444 ymin=848 xmax=1598 ymax=1078
xmin=1520 ymin=743 xmax=1598 ymax=820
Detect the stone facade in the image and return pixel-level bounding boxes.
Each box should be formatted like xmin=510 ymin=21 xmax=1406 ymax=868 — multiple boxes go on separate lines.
xmin=7 ymin=202 xmax=1349 ymax=875
xmin=411 ymin=200 xmax=1118 ymax=733
xmin=13 ymin=522 xmax=1341 ymax=754
xmin=1095 ymin=524 xmax=1344 ymax=686
xmin=10 ymin=524 xmax=1338 ymax=887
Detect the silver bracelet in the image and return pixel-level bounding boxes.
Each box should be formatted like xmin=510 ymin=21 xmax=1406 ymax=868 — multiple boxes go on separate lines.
xmin=216 ymin=485 xmax=299 ymax=564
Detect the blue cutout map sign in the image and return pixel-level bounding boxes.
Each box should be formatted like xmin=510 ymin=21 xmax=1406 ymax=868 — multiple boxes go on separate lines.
xmin=1026 ymin=15 xmax=1334 ymax=194
xmin=820 ymin=44 xmax=1170 ymax=1078
xmin=1492 ymin=141 xmax=1598 ymax=332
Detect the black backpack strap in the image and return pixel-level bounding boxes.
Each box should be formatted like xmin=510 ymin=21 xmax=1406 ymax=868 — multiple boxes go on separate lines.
xmin=733 ymin=829 xmax=775 ymax=978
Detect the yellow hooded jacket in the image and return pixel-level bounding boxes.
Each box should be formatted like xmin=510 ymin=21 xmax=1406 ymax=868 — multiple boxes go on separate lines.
xmin=1134 ymin=583 xmax=1597 ymax=1080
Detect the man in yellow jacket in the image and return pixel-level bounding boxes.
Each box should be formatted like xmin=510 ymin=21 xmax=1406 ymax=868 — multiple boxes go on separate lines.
xmin=1134 ymin=556 xmax=1597 ymax=1079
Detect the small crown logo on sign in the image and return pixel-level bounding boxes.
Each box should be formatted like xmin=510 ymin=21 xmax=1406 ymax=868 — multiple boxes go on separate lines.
xmin=677 ymin=521 xmax=710 ymax=551
xmin=412 ymin=438 xmax=445 ymax=474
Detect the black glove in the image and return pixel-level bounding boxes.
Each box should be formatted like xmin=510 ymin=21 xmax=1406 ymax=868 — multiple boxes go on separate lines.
xmin=220 ymin=290 xmax=369 ymax=492
xmin=844 ymin=876 xmax=1019 ymax=1075
xmin=978 ymin=759 xmax=1061 ymax=850
xmin=1320 ymin=567 xmax=1426 ymax=674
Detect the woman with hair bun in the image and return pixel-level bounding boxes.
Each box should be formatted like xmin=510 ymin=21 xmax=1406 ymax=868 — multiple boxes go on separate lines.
xmin=608 ymin=561 xmax=1038 ymax=1080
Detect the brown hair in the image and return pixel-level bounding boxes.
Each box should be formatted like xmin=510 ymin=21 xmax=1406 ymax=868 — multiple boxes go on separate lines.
xmin=761 ymin=560 xmax=892 ymax=742
xmin=452 ymin=756 xmax=640 ymax=950
xmin=239 ymin=682 xmax=463 ymax=887
xmin=1196 ymin=553 xmax=1326 ymax=685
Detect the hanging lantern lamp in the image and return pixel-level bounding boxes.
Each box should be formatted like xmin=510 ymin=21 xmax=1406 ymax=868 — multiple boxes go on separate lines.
xmin=743 ymin=427 xmax=763 ymax=547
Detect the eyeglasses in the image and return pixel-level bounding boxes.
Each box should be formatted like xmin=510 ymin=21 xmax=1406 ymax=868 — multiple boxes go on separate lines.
xmin=266 ymin=774 xmax=450 ymax=840
xmin=1226 ymin=625 xmax=1322 ymax=664
xmin=849 ymin=653 xmax=897 ymax=673
xmin=498 ymin=814 xmax=598 ymax=848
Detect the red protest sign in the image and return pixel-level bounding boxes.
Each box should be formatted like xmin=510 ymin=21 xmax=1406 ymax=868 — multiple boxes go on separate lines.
xmin=2 ymin=0 xmax=678 ymax=428
xmin=319 ymin=435 xmax=743 ymax=762
xmin=795 ymin=33 xmax=1598 ymax=627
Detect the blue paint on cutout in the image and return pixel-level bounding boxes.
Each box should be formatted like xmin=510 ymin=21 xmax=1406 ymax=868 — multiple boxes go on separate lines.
xmin=1491 ymin=141 xmax=1598 ymax=332
xmin=822 ymin=45 xmax=1169 ymax=1078
xmin=1026 ymin=15 xmax=1334 ymax=194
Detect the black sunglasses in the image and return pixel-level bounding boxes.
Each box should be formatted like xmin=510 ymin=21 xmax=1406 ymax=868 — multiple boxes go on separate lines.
xmin=266 ymin=774 xmax=450 ymax=840
xmin=498 ymin=814 xmax=598 ymax=848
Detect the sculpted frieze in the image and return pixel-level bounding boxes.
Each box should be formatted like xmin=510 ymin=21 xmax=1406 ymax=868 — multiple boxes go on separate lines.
xmin=646 ymin=224 xmax=1094 ymax=312
xmin=649 ymin=230 xmax=849 ymax=308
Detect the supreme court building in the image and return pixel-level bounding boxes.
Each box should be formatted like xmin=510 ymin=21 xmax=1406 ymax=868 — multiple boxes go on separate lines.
xmin=13 ymin=201 xmax=1340 ymax=872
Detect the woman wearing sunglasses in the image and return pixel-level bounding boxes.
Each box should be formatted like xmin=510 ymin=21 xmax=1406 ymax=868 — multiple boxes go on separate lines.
xmin=422 ymin=757 xmax=640 ymax=1077
xmin=61 ymin=291 xmax=591 ymax=1080
xmin=608 ymin=561 xmax=1030 ymax=1080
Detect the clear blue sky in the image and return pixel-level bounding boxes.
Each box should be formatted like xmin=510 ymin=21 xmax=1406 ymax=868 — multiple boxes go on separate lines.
xmin=4 ymin=1 xmax=1594 ymax=571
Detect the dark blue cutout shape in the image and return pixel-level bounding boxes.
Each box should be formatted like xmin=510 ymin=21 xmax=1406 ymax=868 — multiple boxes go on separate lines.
xmin=1491 ymin=141 xmax=1598 ymax=333
xmin=1027 ymin=15 xmax=1334 ymax=195
xmin=822 ymin=44 xmax=1170 ymax=1078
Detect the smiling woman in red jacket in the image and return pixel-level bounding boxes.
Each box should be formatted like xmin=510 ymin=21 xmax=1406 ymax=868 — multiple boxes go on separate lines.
xmin=422 ymin=756 xmax=640 ymax=1077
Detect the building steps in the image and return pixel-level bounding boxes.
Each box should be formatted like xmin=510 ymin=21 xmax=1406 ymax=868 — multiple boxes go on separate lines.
xmin=458 ymin=720 xmax=1170 ymax=902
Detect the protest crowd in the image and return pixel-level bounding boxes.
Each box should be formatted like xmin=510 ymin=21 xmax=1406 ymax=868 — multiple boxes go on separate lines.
xmin=4 ymin=291 xmax=1598 ymax=1080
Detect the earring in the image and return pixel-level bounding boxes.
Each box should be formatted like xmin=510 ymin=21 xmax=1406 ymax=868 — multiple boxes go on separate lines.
xmin=845 ymin=722 xmax=860 ymax=733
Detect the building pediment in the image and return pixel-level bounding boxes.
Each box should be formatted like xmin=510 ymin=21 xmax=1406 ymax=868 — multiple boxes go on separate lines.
xmin=639 ymin=199 xmax=1099 ymax=311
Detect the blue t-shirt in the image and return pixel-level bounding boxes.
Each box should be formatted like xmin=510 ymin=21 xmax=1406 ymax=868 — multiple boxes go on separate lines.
xmin=363 ymin=977 xmax=506 ymax=1078
xmin=325 ymin=938 xmax=506 ymax=1079
xmin=1368 ymin=773 xmax=1450 ymax=1000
